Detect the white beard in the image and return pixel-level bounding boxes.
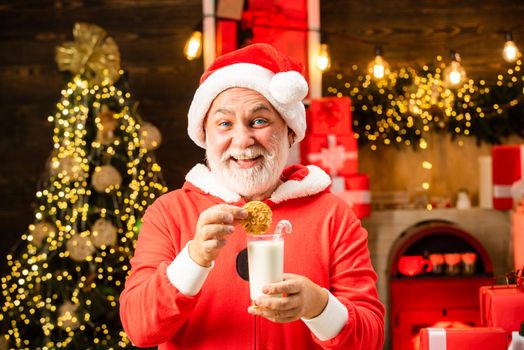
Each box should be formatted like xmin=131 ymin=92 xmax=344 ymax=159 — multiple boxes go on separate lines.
xmin=206 ymin=135 xmax=289 ymax=198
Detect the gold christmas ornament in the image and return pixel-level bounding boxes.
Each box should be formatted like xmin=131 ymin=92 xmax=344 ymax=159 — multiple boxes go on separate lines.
xmin=66 ymin=234 xmax=95 ymax=262
xmin=57 ymin=301 xmax=80 ymax=330
xmin=96 ymin=106 xmax=118 ymax=145
xmin=49 ymin=154 xmax=84 ymax=180
xmin=29 ymin=221 xmax=57 ymax=247
xmin=61 ymin=155 xmax=83 ymax=178
xmin=139 ymin=122 xmax=162 ymax=151
xmin=55 ymin=22 xmax=121 ymax=86
xmin=91 ymin=165 xmax=122 ymax=192
xmin=90 ymin=218 xmax=117 ymax=248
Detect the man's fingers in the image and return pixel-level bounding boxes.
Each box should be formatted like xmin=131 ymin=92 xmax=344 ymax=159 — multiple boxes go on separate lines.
xmin=200 ymin=224 xmax=234 ymax=240
xmin=248 ymin=305 xmax=301 ymax=323
xmin=262 ymin=279 xmax=301 ymax=296
xmin=202 ymin=239 xmax=226 ymax=251
xmin=200 ymin=209 xmax=234 ymax=226
xmin=199 ymin=205 xmax=247 ymax=226
xmin=254 ymin=294 xmax=298 ymax=311
xmin=221 ymin=205 xmax=248 ymax=220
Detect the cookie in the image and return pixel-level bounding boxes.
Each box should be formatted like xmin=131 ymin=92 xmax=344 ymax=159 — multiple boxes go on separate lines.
xmin=241 ymin=201 xmax=272 ymax=235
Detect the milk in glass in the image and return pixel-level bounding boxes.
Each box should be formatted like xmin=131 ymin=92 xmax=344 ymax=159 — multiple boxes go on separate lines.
xmin=247 ymin=235 xmax=284 ymax=301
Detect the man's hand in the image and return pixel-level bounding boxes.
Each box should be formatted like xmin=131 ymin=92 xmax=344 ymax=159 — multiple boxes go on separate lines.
xmin=247 ymin=273 xmax=329 ymax=323
xmin=189 ymin=204 xmax=248 ymax=267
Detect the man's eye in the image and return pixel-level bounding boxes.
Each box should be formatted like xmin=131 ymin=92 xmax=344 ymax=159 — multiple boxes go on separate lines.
xmin=252 ymin=119 xmax=267 ymax=126
xmin=218 ymin=121 xmax=232 ymax=127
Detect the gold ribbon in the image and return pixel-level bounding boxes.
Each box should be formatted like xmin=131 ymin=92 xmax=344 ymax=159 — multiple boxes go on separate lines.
xmin=55 ymin=22 xmax=121 ymax=86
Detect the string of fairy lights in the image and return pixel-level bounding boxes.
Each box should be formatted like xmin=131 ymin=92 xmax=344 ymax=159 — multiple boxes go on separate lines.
xmin=327 ymin=56 xmax=524 ymax=150
xmin=325 ymin=53 xmax=524 ymax=209
xmin=1 ymin=72 xmax=167 ymax=349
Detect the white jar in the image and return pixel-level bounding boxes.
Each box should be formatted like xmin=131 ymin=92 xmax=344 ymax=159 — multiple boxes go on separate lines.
xmin=456 ymin=190 xmax=471 ymax=209
xmin=509 ymin=323 xmax=524 ymax=350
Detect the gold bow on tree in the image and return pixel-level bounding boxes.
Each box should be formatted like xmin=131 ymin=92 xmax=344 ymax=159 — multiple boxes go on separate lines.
xmin=55 ymin=22 xmax=121 ymax=86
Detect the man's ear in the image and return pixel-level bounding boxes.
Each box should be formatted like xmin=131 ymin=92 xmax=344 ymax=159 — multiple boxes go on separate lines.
xmin=288 ymin=128 xmax=296 ymax=147
xmin=203 ymin=115 xmax=208 ymax=143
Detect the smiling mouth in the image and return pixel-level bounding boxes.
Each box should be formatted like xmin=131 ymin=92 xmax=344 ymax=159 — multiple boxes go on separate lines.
xmin=230 ymin=155 xmax=262 ymax=168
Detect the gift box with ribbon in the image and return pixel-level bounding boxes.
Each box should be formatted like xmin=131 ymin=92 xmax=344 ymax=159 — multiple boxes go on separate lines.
xmin=479 ymin=283 xmax=524 ymax=334
xmin=336 ymin=174 xmax=371 ymax=219
xmin=419 ymin=327 xmax=508 ymax=350
xmin=492 ymin=145 xmax=524 ymax=210
xmin=307 ymin=97 xmax=352 ymax=135
xmin=302 ymin=134 xmax=358 ymax=176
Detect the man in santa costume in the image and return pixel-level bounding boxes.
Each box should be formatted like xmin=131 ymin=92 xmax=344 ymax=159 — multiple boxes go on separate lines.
xmin=120 ymin=43 xmax=384 ymax=349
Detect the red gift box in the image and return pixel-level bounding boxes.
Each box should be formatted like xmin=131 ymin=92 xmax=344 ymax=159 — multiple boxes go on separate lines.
xmin=419 ymin=327 xmax=508 ymax=350
xmin=512 ymin=210 xmax=524 ymax=271
xmin=480 ymin=285 xmax=524 ymax=333
xmin=492 ymin=145 xmax=524 ymax=210
xmin=302 ymin=134 xmax=358 ymax=176
xmin=337 ymin=174 xmax=371 ymax=219
xmin=216 ymin=20 xmax=237 ymax=56
xmin=243 ymin=1 xmax=308 ymax=79
xmin=308 ymin=97 xmax=352 ymax=135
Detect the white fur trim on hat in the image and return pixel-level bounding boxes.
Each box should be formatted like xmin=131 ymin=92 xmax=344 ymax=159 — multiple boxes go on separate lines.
xmin=187 ymin=63 xmax=307 ymax=149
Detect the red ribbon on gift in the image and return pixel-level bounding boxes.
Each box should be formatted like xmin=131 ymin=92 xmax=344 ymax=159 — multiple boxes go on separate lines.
xmin=492 ymin=145 xmax=524 ymax=209
xmin=307 ymin=135 xmax=357 ymax=176
xmin=316 ymin=101 xmax=343 ymax=128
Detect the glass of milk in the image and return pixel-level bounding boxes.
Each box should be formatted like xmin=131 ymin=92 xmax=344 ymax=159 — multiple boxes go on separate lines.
xmin=247 ymin=220 xmax=291 ymax=302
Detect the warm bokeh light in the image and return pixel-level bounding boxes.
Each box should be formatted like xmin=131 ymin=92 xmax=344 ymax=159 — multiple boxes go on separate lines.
xmin=422 ymin=161 xmax=432 ymax=170
xmin=444 ymin=55 xmax=466 ymax=88
xmin=317 ymin=43 xmax=331 ymax=72
xmin=369 ymin=54 xmax=390 ymax=79
xmin=503 ymin=40 xmax=520 ymax=63
xmin=184 ymin=30 xmax=203 ymax=60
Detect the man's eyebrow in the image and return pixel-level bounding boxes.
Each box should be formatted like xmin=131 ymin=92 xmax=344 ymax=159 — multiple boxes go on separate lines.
xmin=250 ymin=104 xmax=271 ymax=113
xmin=213 ymin=108 xmax=233 ymax=115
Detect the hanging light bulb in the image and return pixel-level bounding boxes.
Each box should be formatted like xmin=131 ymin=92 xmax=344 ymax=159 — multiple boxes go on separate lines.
xmin=184 ymin=23 xmax=203 ymax=60
xmin=503 ymin=32 xmax=520 ymax=63
xmin=444 ymin=50 xmax=466 ymax=88
xmin=368 ymin=46 xmax=390 ymax=80
xmin=317 ymin=43 xmax=331 ymax=72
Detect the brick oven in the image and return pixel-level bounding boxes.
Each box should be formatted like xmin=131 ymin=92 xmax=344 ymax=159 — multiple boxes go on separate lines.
xmin=362 ymin=208 xmax=511 ymax=349
xmin=388 ymin=220 xmax=493 ymax=350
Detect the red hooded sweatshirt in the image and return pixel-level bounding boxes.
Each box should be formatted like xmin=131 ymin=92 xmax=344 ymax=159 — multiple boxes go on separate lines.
xmin=120 ymin=164 xmax=384 ymax=349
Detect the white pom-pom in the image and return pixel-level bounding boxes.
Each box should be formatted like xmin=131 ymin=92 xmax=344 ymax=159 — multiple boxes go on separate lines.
xmin=269 ymin=71 xmax=308 ymax=104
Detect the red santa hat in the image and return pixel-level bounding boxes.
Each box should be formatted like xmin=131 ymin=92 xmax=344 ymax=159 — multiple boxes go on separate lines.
xmin=187 ymin=43 xmax=309 ymax=149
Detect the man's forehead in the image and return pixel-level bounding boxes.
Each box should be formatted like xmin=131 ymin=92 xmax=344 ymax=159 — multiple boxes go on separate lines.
xmin=210 ymin=88 xmax=276 ymax=112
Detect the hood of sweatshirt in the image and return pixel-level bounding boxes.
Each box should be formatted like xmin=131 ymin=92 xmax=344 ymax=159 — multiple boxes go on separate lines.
xmin=183 ymin=163 xmax=331 ymax=204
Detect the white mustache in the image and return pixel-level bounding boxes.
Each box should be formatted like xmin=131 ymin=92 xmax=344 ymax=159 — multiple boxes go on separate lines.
xmin=221 ymin=147 xmax=268 ymax=162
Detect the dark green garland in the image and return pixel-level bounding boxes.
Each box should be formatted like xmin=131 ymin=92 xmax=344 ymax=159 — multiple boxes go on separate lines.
xmin=326 ymin=58 xmax=524 ymax=149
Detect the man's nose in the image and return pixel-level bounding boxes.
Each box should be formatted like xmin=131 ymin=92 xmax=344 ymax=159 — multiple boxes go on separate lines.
xmin=231 ymin=125 xmax=255 ymax=148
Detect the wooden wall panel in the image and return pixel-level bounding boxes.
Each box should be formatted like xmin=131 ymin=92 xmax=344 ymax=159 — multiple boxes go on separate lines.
xmin=0 ymin=1 xmax=204 ymax=268
xmin=321 ymin=0 xmax=524 ymax=80
xmin=2 ymin=0 xmax=524 ymax=269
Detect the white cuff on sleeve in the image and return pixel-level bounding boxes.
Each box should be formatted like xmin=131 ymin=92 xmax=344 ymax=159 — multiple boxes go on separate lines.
xmin=301 ymin=289 xmax=348 ymax=341
xmin=166 ymin=241 xmax=214 ymax=296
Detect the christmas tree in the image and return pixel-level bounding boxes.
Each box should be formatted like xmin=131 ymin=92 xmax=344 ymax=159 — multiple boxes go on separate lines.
xmin=0 ymin=23 xmax=167 ymax=349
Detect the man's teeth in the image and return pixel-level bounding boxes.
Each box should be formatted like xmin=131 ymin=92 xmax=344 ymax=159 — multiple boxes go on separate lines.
xmin=234 ymin=156 xmax=259 ymax=160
